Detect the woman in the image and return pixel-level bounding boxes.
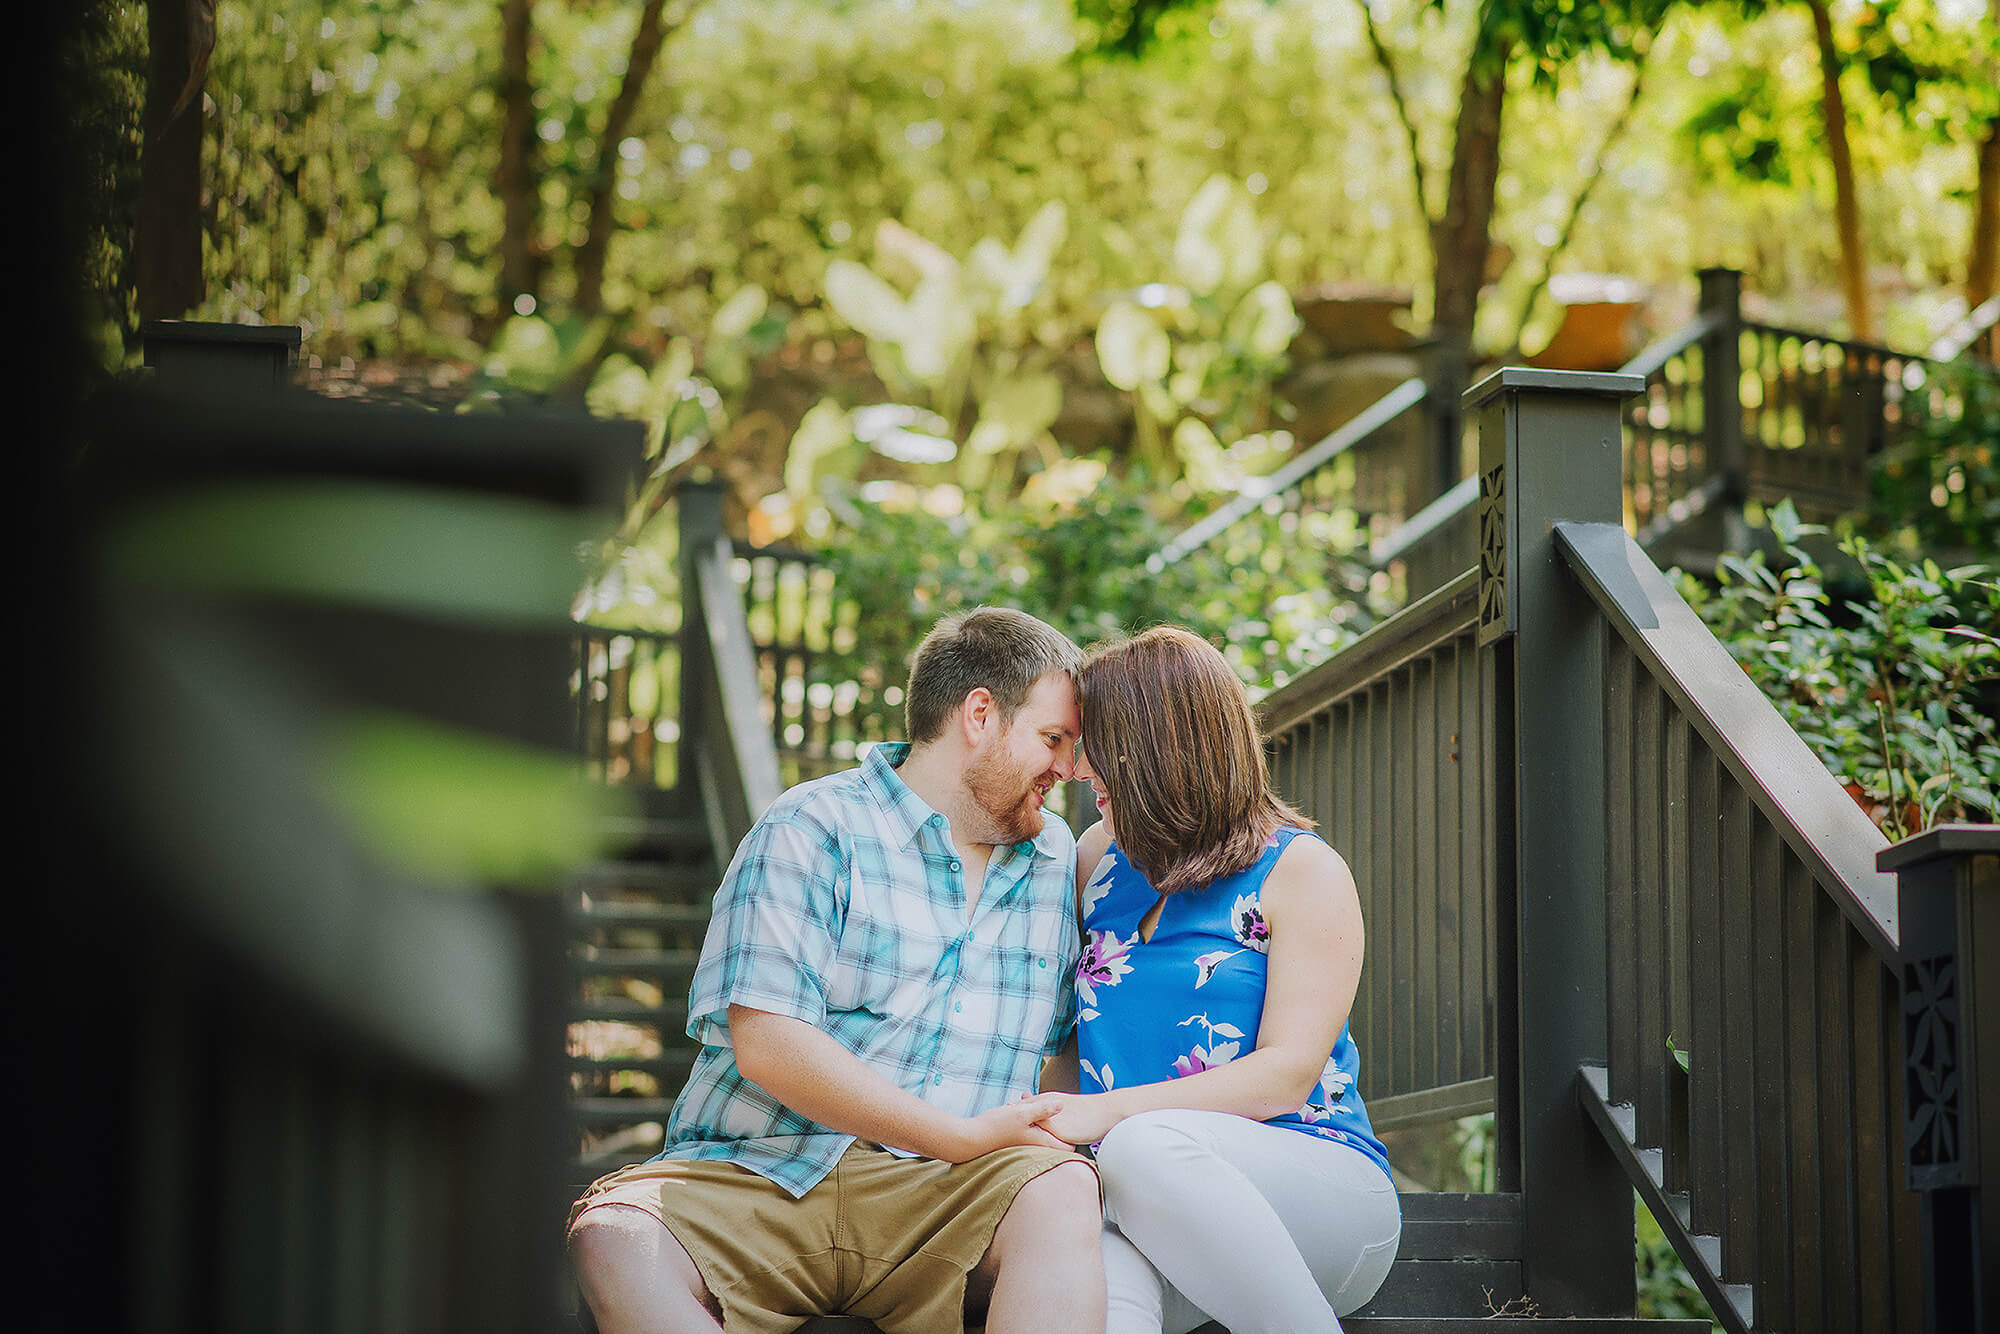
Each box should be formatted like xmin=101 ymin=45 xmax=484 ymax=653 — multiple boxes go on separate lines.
xmin=1038 ymin=627 xmax=1399 ymax=1334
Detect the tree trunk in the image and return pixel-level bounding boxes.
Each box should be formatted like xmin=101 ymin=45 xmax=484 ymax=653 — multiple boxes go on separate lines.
xmin=1423 ymin=49 xmax=1507 ymax=499
xmin=496 ymin=0 xmax=540 ymax=312
xmin=136 ymin=0 xmax=212 ymax=321
xmin=573 ymin=0 xmax=680 ymax=319
xmin=1807 ymin=0 xmax=1872 ymax=341
xmin=1970 ymin=117 xmax=1998 ymax=309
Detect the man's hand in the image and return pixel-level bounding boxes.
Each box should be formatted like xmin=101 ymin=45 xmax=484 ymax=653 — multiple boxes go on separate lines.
xmin=730 ymin=1006 xmax=1076 ymax=1162
xmin=938 ymin=1096 xmax=1071 ymax=1161
xmin=1031 ymin=1092 xmax=1124 ymax=1147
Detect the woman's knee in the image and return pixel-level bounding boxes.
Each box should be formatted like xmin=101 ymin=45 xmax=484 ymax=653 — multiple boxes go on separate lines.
xmin=1095 ymin=1108 xmax=1214 ymax=1185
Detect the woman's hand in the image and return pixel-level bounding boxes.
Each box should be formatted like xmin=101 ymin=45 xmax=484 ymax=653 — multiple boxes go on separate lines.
xmin=1033 ymin=1091 xmax=1125 ymax=1146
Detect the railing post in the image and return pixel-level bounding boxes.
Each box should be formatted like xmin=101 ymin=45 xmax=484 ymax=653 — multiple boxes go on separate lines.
xmin=1696 ymin=268 xmax=1749 ymax=552
xmin=677 ymin=476 xmax=728 ymax=802
xmin=1879 ymin=825 xmax=2000 ymax=1334
xmin=1471 ymin=366 xmax=1645 ymax=1315
xmin=140 ymin=319 xmax=301 ymax=394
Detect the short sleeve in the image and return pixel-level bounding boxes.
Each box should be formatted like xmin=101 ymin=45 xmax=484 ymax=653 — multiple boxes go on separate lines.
xmin=686 ymin=804 xmax=845 ymax=1047
xmin=1040 ymin=857 xmax=1083 ymax=1058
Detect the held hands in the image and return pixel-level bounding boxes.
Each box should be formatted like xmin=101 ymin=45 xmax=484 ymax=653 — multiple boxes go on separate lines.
xmin=1025 ymin=1091 xmax=1122 ymax=1147
xmin=943 ymin=1096 xmax=1070 ymax=1160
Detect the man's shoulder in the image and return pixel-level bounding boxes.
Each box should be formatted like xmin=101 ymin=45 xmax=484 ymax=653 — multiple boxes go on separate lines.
xmin=750 ymin=757 xmax=895 ymax=847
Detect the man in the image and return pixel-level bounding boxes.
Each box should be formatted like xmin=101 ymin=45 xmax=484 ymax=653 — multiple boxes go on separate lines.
xmin=569 ymin=607 xmax=1105 ymax=1334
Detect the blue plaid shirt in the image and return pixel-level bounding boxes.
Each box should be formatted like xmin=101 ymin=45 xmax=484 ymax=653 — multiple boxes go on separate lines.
xmin=656 ymin=742 xmax=1081 ymax=1197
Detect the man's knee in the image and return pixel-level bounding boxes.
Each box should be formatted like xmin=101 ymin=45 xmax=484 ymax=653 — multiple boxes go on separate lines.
xmin=997 ymin=1161 xmax=1103 ymax=1250
xmin=570 ymin=1204 xmax=713 ymax=1308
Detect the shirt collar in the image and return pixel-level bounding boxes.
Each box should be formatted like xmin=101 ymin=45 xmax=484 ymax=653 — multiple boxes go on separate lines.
xmin=863 ymin=742 xmax=1065 ymax=861
xmin=862 ymin=743 xmax=940 ymax=849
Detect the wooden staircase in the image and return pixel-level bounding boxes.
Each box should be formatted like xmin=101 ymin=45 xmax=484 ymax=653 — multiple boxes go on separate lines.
xmin=785 ymin=1194 xmax=1708 ymax=1332
xmin=568 ymin=809 xmax=721 ymax=1189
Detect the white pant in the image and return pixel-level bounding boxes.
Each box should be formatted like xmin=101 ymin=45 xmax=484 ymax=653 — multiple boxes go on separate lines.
xmin=1095 ymin=1109 xmax=1401 ymax=1334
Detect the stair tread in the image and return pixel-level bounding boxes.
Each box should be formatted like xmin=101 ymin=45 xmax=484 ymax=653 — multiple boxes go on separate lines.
xmin=570 ymin=946 xmax=703 ymax=972
xmin=570 ymin=898 xmax=714 ymax=927
xmin=573 ymin=1096 xmax=678 ymax=1125
xmin=571 ymin=999 xmax=691 ymax=1024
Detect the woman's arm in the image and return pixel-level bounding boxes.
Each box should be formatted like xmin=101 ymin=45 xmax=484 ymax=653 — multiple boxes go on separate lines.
xmin=1074 ymin=819 xmax=1112 ymax=913
xmin=1039 ymin=819 xmax=1111 ymax=1094
xmin=1035 ymin=835 xmax=1364 ymax=1146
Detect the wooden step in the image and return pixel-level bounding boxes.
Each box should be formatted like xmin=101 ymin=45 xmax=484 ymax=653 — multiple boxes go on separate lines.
xmin=568 ymin=898 xmax=713 ymax=929
xmin=596 ymin=813 xmax=712 ymax=860
xmin=570 ymin=997 xmax=691 ymax=1026
xmin=785 ymin=1321 xmax=1708 ymax=1334
xmin=571 ymin=860 xmax=721 ymax=902
xmin=572 ymin=1095 xmax=677 ymax=1128
xmin=568 ymin=1053 xmax=697 ymax=1083
xmin=569 ymin=946 xmax=703 ymax=978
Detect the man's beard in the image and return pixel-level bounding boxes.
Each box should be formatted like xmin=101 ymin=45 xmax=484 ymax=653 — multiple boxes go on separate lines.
xmin=964 ymin=745 xmax=1046 ymax=845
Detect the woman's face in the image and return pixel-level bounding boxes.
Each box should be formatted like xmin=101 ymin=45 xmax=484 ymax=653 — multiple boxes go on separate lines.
xmin=1073 ymin=741 xmax=1115 ymax=839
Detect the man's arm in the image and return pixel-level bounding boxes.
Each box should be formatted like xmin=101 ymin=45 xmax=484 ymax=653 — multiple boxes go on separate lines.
xmin=729 ymin=1005 xmax=1069 ymax=1162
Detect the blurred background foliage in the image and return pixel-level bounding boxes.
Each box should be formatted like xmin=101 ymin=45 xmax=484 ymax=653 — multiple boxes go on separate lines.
xmin=75 ymin=0 xmax=1997 ymax=694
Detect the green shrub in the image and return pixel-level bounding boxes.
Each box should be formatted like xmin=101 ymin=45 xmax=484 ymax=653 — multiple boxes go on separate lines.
xmin=1680 ymin=500 xmax=1999 ymax=837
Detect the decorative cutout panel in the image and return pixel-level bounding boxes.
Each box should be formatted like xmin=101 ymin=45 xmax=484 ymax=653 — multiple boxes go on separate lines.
xmin=1902 ymin=953 xmax=1971 ymax=1190
xmin=1477 ymin=462 xmax=1509 ymax=644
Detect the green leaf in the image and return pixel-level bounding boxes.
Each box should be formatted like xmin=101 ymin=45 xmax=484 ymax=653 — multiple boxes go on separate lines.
xmin=1097 ymin=300 xmax=1172 ymax=390
xmin=326 ymin=711 xmax=635 ymax=884
xmin=824 ymin=258 xmax=909 ymax=344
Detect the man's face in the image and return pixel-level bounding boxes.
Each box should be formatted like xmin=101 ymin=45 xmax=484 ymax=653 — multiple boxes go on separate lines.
xmin=964 ymin=672 xmax=1080 ymax=844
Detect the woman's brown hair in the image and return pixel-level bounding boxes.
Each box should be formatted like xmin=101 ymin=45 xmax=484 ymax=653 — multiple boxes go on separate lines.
xmin=1080 ymin=626 xmax=1311 ymax=895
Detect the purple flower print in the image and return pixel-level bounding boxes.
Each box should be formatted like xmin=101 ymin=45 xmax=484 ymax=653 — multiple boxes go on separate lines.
xmin=1232 ymin=893 xmax=1271 ymax=952
xmin=1172 ymin=1039 xmax=1242 ymax=1078
xmin=1075 ymin=929 xmax=1135 ymax=1009
xmin=1171 ymin=1014 xmax=1244 ymax=1077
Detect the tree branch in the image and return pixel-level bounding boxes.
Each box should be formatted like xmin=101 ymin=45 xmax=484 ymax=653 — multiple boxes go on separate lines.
xmin=575 ymin=0 xmax=707 ymax=318
xmin=1506 ymin=39 xmax=1655 ymax=355
xmin=1356 ymin=0 xmax=1434 ymax=224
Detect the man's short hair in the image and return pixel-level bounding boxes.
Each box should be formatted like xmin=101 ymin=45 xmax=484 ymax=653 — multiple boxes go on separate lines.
xmin=905 ymin=607 xmax=1082 ymax=744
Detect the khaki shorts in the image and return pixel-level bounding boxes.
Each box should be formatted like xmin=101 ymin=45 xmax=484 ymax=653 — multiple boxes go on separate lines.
xmin=567 ymin=1143 xmax=1094 ymax=1334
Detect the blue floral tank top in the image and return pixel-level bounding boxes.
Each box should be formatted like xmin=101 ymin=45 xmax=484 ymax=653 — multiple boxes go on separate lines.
xmin=1075 ymin=826 xmax=1393 ymax=1180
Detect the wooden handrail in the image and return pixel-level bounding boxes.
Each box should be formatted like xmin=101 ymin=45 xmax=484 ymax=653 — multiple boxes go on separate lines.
xmin=1148 ymin=375 xmax=1427 ymax=572
xmin=1257 ymin=567 xmax=1478 ymax=732
xmin=687 ymin=531 xmax=783 ymax=853
xmin=1554 ymin=520 xmax=1897 ymax=957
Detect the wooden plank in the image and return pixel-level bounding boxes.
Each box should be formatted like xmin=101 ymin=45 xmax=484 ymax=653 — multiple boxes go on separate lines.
xmin=1750 ymin=819 xmax=1793 ymax=1322
xmin=1715 ymin=784 xmax=1756 ymax=1279
xmin=1633 ymin=676 xmax=1668 ymax=1151
xmin=1784 ymin=851 xmax=1823 ymax=1334
xmin=1414 ymin=656 xmax=1441 ymax=1091
xmin=1456 ymin=635 xmax=1487 ymax=1087
xmin=1683 ymin=744 xmax=1722 ymax=1235
xmin=1604 ymin=636 xmax=1638 ymax=1107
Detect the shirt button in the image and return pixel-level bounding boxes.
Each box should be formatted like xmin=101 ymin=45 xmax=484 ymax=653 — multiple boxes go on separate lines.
xmin=932 ymin=1072 xmax=944 ymax=1085
xmin=1037 ymin=957 xmax=1048 ymax=968
xmin=949 ymin=860 xmax=961 ymax=872
xmin=954 ymin=1000 xmax=963 ymax=1013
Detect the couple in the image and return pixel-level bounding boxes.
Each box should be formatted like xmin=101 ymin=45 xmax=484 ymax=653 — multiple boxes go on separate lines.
xmin=568 ymin=608 xmax=1400 ymax=1334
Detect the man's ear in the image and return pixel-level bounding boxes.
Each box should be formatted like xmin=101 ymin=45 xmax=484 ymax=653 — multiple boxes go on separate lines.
xmin=958 ymin=686 xmax=995 ymax=745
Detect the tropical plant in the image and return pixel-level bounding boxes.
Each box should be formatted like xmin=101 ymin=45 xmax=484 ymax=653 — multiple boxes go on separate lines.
xmin=1680 ymin=500 xmax=2000 ymax=838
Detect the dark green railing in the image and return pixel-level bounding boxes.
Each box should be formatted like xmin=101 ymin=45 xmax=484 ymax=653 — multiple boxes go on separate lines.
xmin=1155 ymin=267 xmax=1997 ymax=606
xmin=1253 ymin=368 xmax=1991 ymax=1330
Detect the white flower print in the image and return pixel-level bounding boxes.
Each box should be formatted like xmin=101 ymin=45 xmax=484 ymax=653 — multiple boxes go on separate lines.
xmin=1080 ymin=856 xmax=1117 ymax=921
xmin=1192 ymin=949 xmax=1241 ymax=989
xmin=1231 ymin=894 xmax=1272 ymax=953
xmin=1081 ymin=1058 xmax=1116 ymax=1091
